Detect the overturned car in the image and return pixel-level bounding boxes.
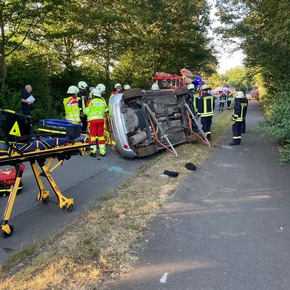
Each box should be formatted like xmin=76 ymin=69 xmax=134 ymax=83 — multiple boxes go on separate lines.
xmin=109 ymin=88 xmax=204 ymax=158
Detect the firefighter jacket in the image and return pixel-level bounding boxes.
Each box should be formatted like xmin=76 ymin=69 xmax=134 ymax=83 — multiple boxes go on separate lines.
xmin=197 ymin=93 xmax=215 ymax=117
xmin=77 ymin=90 xmax=87 ymax=115
xmin=232 ymin=96 xmax=248 ymax=122
xmin=193 ymin=92 xmax=199 ymax=113
xmin=227 ymin=92 xmax=233 ymax=101
xmin=220 ymin=93 xmax=227 ymax=103
xmin=63 ymin=95 xmax=81 ymax=124
xmin=84 ymin=97 xmax=108 ymax=121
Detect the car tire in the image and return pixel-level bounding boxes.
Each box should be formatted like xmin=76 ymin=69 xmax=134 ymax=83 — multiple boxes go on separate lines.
xmin=123 ymin=88 xmax=144 ymax=100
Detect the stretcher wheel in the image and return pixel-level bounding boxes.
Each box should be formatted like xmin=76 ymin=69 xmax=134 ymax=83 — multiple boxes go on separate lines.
xmin=2 ymin=225 xmax=14 ymax=238
xmin=67 ymin=204 xmax=73 ymax=212
xmin=43 ymin=197 xmax=49 ymax=204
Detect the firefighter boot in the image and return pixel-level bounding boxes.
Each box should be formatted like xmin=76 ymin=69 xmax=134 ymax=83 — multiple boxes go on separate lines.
xmin=90 ymin=145 xmax=97 ymax=157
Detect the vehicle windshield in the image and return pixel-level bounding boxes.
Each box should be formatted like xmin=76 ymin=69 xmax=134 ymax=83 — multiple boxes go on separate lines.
xmin=157 ymin=79 xmax=176 ymax=89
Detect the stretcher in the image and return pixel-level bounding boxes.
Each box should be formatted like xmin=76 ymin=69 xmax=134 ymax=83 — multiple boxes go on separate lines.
xmin=0 ymin=110 xmax=90 ymax=238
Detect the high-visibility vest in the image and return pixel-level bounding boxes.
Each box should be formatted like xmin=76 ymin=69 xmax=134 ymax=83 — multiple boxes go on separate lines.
xmin=227 ymin=93 xmax=233 ymax=101
xmin=63 ymin=96 xmax=81 ymax=124
xmin=199 ymin=94 xmax=214 ymax=117
xmin=84 ymin=97 xmax=108 ymax=121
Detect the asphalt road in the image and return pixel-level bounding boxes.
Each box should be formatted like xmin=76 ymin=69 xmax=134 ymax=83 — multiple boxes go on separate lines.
xmin=0 ymin=146 xmax=155 ymax=266
xmin=105 ymin=101 xmax=290 ymax=290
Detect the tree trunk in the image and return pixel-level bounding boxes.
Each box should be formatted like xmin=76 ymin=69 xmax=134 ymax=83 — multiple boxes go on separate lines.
xmin=1 ymin=53 xmax=7 ymax=92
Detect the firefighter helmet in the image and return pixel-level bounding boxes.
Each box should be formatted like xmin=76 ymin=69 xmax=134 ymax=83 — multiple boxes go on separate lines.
xmin=114 ymin=83 xmax=122 ymax=89
xmin=235 ymin=91 xmax=245 ymax=98
xmin=78 ymin=81 xmax=88 ymax=90
xmin=187 ymin=84 xmax=195 ymax=90
xmin=96 ymin=83 xmax=106 ymax=93
xmin=201 ymin=84 xmax=211 ymax=90
xmin=151 ymin=83 xmax=159 ymax=90
xmin=123 ymin=84 xmax=131 ymax=90
xmin=67 ymin=85 xmax=79 ymax=95
xmin=91 ymin=88 xmax=102 ymax=97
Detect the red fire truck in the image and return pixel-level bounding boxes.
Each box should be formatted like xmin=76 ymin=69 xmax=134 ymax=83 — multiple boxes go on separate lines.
xmin=152 ymin=68 xmax=194 ymax=90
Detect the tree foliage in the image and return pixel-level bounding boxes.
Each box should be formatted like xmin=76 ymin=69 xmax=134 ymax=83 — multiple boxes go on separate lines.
xmin=0 ymin=0 xmax=218 ymax=121
xmin=215 ymin=0 xmax=290 ymax=162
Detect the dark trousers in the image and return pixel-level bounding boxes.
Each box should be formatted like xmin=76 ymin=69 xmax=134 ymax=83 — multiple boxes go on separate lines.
xmin=232 ymin=121 xmax=242 ymax=142
xmin=241 ymin=119 xmax=246 ymax=133
xmin=201 ymin=116 xmax=212 ymax=140
xmin=227 ymin=100 xmax=231 ymax=109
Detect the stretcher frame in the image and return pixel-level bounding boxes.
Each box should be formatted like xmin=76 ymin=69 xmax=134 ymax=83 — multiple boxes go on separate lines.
xmin=0 ymin=133 xmax=90 ymax=238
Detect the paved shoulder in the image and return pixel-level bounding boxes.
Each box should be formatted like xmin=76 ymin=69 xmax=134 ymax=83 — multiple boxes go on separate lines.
xmin=106 ymin=101 xmax=290 ymax=290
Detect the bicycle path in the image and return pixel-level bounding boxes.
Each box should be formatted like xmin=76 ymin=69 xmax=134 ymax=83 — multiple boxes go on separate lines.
xmin=106 ymin=101 xmax=290 ymax=290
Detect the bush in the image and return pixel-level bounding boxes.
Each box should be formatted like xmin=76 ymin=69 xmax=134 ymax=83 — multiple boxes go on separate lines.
xmin=257 ymin=91 xmax=290 ymax=163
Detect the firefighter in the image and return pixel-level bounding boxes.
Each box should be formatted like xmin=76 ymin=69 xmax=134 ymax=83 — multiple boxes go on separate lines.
xmin=226 ymin=90 xmax=233 ymax=109
xmin=77 ymin=81 xmax=88 ymax=131
xmin=229 ymin=91 xmax=248 ymax=145
xmin=123 ymin=84 xmax=131 ymax=91
xmin=151 ymin=83 xmax=159 ymax=90
xmin=241 ymin=93 xmax=249 ymax=133
xmin=187 ymin=84 xmax=199 ymax=114
xmin=63 ymin=86 xmax=82 ymax=125
xmin=197 ymin=84 xmax=215 ymax=141
xmin=96 ymin=83 xmax=106 ymax=96
xmin=84 ymin=88 xmax=108 ymax=157
xmin=110 ymin=83 xmax=122 ymax=97
xmin=219 ymin=91 xmax=227 ymax=110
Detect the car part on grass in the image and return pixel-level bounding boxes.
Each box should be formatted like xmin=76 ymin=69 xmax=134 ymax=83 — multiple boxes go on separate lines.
xmin=163 ymin=170 xmax=179 ymax=177
xmin=185 ymin=162 xmax=197 ymax=171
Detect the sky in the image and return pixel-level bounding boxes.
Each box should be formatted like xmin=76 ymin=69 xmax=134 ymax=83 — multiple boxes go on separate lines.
xmin=208 ymin=0 xmax=245 ymax=74
xmin=217 ymin=50 xmax=244 ymax=74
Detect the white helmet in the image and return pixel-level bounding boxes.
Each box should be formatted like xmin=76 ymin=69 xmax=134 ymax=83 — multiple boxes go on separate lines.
xmin=187 ymin=84 xmax=195 ymax=90
xmin=123 ymin=84 xmax=131 ymax=90
xmin=235 ymin=91 xmax=245 ymax=98
xmin=114 ymin=83 xmax=122 ymax=89
xmin=67 ymin=85 xmax=79 ymax=95
xmin=201 ymin=84 xmax=211 ymax=90
xmin=78 ymin=81 xmax=88 ymax=90
xmin=96 ymin=83 xmax=106 ymax=93
xmin=91 ymin=88 xmax=102 ymax=97
xmin=151 ymin=83 xmax=159 ymax=90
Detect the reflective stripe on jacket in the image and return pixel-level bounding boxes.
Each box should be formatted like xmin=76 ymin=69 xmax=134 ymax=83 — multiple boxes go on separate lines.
xmin=84 ymin=97 xmax=108 ymax=121
xmin=198 ymin=93 xmax=215 ymax=117
xmin=63 ymin=96 xmax=81 ymax=124
xmin=233 ymin=97 xmax=247 ymax=122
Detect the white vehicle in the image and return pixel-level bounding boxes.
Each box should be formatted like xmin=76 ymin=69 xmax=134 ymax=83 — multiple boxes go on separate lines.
xmin=109 ymin=87 xmax=200 ymax=158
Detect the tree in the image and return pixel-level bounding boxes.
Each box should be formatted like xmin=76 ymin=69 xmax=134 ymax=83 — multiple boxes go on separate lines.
xmin=0 ymin=0 xmax=64 ymax=92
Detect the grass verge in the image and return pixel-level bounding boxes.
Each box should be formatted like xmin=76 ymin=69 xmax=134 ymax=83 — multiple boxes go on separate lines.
xmin=1 ymin=110 xmax=232 ymax=289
